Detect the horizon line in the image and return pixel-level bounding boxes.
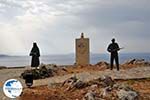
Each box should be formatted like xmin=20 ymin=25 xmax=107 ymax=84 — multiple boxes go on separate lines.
xmin=1 ymin=52 xmax=150 ymax=56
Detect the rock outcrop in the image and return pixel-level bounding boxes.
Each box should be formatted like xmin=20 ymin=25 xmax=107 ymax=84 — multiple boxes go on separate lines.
xmin=21 ymin=65 xmax=54 ymax=80
xmin=0 ymin=66 xmax=7 ymax=69
xmin=123 ymin=59 xmax=150 ymax=66
xmin=95 ymin=61 xmax=109 ymax=69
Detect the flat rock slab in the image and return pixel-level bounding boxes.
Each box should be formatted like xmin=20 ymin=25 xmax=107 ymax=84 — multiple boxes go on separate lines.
xmin=1 ymin=66 xmax=150 ymax=87
xmin=33 ymin=66 xmax=150 ymax=86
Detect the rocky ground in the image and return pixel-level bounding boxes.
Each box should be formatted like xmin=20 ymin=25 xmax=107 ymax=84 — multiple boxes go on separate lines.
xmin=0 ymin=59 xmax=150 ymax=100
xmin=20 ymin=78 xmax=150 ymax=100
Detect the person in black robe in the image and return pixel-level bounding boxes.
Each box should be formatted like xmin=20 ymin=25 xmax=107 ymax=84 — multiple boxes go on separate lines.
xmin=107 ymin=38 xmax=120 ymax=71
xmin=30 ymin=42 xmax=40 ymax=68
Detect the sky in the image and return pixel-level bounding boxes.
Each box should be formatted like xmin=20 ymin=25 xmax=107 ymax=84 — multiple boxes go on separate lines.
xmin=0 ymin=0 xmax=150 ymax=55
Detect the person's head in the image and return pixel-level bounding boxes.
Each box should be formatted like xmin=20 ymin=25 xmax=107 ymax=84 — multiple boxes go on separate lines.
xmin=111 ymin=38 xmax=115 ymax=43
xmin=33 ymin=42 xmax=37 ymax=47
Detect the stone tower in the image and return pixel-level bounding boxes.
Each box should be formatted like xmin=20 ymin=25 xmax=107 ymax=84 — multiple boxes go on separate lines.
xmin=75 ymin=33 xmax=90 ymax=65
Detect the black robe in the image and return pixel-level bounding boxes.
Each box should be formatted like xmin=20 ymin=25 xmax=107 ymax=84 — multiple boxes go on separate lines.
xmin=30 ymin=46 xmax=40 ymax=67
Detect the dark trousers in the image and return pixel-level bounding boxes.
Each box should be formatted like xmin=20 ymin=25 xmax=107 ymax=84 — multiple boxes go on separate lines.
xmin=110 ymin=54 xmax=119 ymax=71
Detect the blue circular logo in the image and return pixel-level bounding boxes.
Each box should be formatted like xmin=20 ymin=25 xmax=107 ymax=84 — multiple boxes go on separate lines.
xmin=3 ymin=79 xmax=23 ymax=98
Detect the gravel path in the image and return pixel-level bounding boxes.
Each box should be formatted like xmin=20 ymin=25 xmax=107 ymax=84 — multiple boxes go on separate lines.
xmin=0 ymin=66 xmax=150 ymax=100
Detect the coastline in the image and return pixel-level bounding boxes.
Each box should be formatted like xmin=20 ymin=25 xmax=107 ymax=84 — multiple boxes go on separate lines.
xmin=0 ymin=53 xmax=150 ymax=67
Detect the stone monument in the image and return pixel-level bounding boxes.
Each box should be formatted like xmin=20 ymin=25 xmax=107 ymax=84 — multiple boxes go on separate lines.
xmin=75 ymin=33 xmax=90 ymax=65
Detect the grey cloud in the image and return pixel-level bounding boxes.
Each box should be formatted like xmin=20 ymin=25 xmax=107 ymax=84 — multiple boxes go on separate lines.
xmin=0 ymin=0 xmax=150 ymax=55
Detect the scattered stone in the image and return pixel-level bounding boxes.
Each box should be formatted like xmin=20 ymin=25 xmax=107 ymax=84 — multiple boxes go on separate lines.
xmin=87 ymin=76 xmax=139 ymax=100
xmin=83 ymin=91 xmax=96 ymax=100
xmin=124 ymin=59 xmax=136 ymax=65
xmin=115 ymin=83 xmax=139 ymax=100
xmin=62 ymin=76 xmax=86 ymax=91
xmin=100 ymin=86 xmax=117 ymax=100
xmin=61 ymin=67 xmax=68 ymax=72
xmin=90 ymin=84 xmax=98 ymax=90
xmin=100 ymin=75 xmax=114 ymax=87
xmin=133 ymin=59 xmax=145 ymax=64
xmin=102 ymin=86 xmax=112 ymax=97
xmin=113 ymin=83 xmax=121 ymax=89
xmin=117 ymin=89 xmax=139 ymax=100
xmin=40 ymin=63 xmax=58 ymax=69
xmin=95 ymin=61 xmax=109 ymax=69
xmin=118 ymin=84 xmax=133 ymax=91
xmin=62 ymin=75 xmax=78 ymax=86
xmin=74 ymin=80 xmax=86 ymax=89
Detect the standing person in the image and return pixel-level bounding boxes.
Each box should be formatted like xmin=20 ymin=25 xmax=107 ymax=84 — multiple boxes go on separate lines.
xmin=107 ymin=38 xmax=120 ymax=71
xmin=30 ymin=42 xmax=40 ymax=68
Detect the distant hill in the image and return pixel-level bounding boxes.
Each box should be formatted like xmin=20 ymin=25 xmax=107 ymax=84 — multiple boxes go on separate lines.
xmin=0 ymin=54 xmax=9 ymax=57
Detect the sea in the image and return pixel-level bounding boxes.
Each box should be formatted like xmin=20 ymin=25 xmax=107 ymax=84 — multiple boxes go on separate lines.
xmin=0 ymin=53 xmax=150 ymax=67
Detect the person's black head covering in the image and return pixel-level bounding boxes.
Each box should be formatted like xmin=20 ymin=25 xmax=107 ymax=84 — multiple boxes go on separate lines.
xmin=33 ymin=42 xmax=37 ymax=47
xmin=111 ymin=38 xmax=115 ymax=43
